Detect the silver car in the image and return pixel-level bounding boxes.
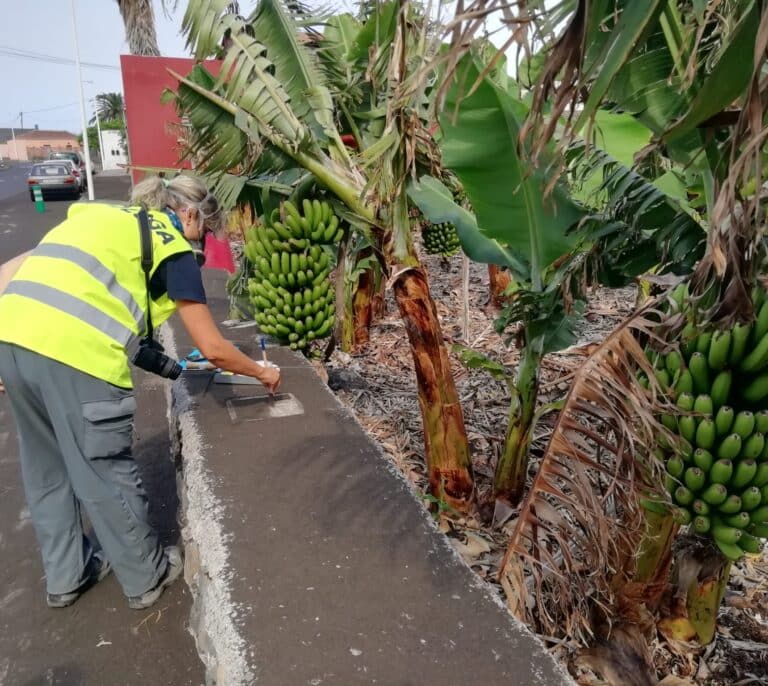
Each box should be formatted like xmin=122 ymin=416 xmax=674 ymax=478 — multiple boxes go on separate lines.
xmin=28 ymin=162 xmax=81 ymax=201
xmin=37 ymin=159 xmax=84 ymax=191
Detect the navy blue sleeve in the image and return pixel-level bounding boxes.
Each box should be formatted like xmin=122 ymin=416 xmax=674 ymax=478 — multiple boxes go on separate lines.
xmin=149 ymin=252 xmax=207 ymax=304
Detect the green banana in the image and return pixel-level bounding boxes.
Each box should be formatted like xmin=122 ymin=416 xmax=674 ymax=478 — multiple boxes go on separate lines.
xmin=718 ymin=495 xmax=742 ymax=514
xmin=677 ymin=393 xmax=695 ymax=412
xmin=717 ymin=434 xmax=742 ymax=460
xmin=737 ymin=532 xmax=761 ymax=553
xmin=753 ymin=463 xmax=768 ymax=487
xmin=693 ymin=499 xmax=710 ymax=515
xmin=714 ymin=538 xmax=744 ymax=561
xmin=674 ymin=485 xmax=694 ymax=506
xmin=724 ymin=512 xmax=751 ymax=529
xmin=755 ymin=410 xmax=768 ymax=434
xmin=674 ymin=507 xmax=693 ymax=525
xmin=271 ymin=220 xmax=293 ymax=242
xmin=681 ymin=322 xmax=698 ymax=360
xmin=754 ymin=300 xmax=768 ymax=342
xmin=693 ymin=448 xmax=713 ymax=472
xmin=709 ymin=370 xmax=732 ymax=409
xmin=679 ymin=416 xmax=696 ymax=443
xmin=693 ymin=515 xmax=711 ymax=534
xmin=688 ymin=352 xmax=710 ymax=395
xmin=700 ymin=483 xmax=728 ymax=505
xmin=693 ymin=395 xmax=713 ymax=416
xmin=740 ymin=332 xmax=768 ymax=373
xmin=271 ymin=252 xmax=281 ymax=275
xmin=696 ymin=332 xmax=713 ymax=355
xmin=733 ymin=411 xmax=756 ymax=438
xmin=664 ymin=350 xmax=682 ymax=375
xmin=684 ymin=467 xmax=706 ymax=491
xmin=674 ymin=370 xmax=694 ymax=396
xmin=302 ymin=199 xmax=314 ymax=226
xmin=743 ymin=373 xmax=768 ymax=404
xmin=732 ymin=459 xmax=758 ymax=489
xmin=749 ymin=505 xmax=768 ymax=524
xmin=762 ymin=484 xmax=768 ymax=503
xmin=712 ymin=523 xmax=743 ymax=545
xmin=750 ymin=522 xmax=768 ymax=537
xmin=707 ymin=330 xmax=731 ymax=371
xmin=710 ymin=458 xmax=734 ymax=484
xmin=741 ymin=433 xmax=765 ymax=460
xmin=695 ymin=419 xmax=716 ymax=450
xmin=729 ymin=322 xmax=752 ymax=366
xmin=715 ymin=406 xmax=734 ymax=436
xmin=740 ymin=486 xmax=762 ymax=511
xmin=661 ymin=414 xmax=678 ymax=431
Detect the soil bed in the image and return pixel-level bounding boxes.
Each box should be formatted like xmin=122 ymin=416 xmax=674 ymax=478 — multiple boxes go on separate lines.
xmin=322 ymin=247 xmax=768 ymax=686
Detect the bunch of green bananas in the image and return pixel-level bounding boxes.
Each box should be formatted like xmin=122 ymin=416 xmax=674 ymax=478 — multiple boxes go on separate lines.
xmin=422 ymin=221 xmax=461 ymax=257
xmin=643 ymin=286 xmax=768 ymax=560
xmin=244 ymin=199 xmax=338 ymax=350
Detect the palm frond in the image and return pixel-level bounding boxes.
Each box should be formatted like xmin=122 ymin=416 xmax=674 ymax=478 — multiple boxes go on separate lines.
xmin=498 ymin=305 xmax=674 ymax=644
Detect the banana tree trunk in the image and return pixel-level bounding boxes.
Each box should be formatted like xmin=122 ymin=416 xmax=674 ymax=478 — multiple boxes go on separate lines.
xmin=488 ymin=264 xmax=512 ymax=308
xmin=494 ymin=341 xmax=541 ymax=505
xmin=392 ymin=267 xmax=474 ymax=509
xmin=352 ymin=267 xmax=375 ymax=347
xmin=659 ymin=535 xmax=731 ymax=644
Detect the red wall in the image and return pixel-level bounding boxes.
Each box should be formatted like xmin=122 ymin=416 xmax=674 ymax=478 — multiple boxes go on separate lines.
xmin=120 ymin=55 xmax=222 ymax=184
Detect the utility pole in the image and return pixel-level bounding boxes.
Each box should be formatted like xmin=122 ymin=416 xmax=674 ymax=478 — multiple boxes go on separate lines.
xmin=19 ymin=111 xmax=23 ymax=130
xmin=70 ymin=0 xmax=94 ymax=199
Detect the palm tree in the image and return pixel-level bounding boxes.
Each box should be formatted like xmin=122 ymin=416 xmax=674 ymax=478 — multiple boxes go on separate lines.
xmin=116 ymin=0 xmax=161 ymax=56
xmin=90 ymin=93 xmax=125 ymax=124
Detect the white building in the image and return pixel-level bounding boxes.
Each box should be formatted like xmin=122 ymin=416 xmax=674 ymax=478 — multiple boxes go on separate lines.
xmin=99 ymin=129 xmax=128 ymax=171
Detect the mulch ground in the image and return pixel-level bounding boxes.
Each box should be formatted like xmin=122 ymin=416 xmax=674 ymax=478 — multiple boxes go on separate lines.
xmin=320 ymin=246 xmax=768 ymax=686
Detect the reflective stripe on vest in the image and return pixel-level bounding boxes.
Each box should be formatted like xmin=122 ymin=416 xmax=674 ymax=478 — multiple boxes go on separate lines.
xmin=32 ymin=243 xmax=145 ymax=335
xmin=4 ymin=280 xmax=137 ymax=347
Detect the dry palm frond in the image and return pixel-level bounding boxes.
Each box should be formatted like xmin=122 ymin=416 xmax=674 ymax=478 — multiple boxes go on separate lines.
xmin=498 ymin=305 xmax=676 ymax=644
xmin=692 ymin=5 xmax=768 ymax=327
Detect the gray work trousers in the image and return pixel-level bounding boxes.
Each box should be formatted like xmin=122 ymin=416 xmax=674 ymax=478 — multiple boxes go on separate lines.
xmin=0 ymin=343 xmax=166 ymax=598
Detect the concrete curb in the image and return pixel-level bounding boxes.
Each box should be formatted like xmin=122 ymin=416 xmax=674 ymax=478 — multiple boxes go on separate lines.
xmin=162 ymin=324 xmax=255 ymax=685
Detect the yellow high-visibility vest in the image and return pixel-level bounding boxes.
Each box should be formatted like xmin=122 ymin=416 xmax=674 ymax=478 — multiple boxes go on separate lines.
xmin=0 ymin=202 xmax=193 ymax=388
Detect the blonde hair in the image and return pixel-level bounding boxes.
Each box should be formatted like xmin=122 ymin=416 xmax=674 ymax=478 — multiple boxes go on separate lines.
xmin=131 ymin=174 xmax=224 ymax=236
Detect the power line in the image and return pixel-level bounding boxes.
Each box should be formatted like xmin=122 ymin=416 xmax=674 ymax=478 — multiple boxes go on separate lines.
xmin=0 ymin=46 xmax=120 ymax=71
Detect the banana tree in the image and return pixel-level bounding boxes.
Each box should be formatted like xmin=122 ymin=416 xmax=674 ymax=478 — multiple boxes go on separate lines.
xmin=175 ymin=0 xmax=474 ymax=507
xmin=437 ymin=0 xmax=768 ymax=664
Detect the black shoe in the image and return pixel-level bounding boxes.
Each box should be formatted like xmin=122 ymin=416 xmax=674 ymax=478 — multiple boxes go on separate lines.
xmin=127 ymin=546 xmax=183 ymax=610
xmin=47 ymin=551 xmax=112 ymax=608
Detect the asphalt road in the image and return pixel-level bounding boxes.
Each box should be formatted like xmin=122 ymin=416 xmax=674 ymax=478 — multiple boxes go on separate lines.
xmin=0 ymin=162 xmax=33 ymax=204
xmin=0 ymin=172 xmax=205 ymax=685
xmin=0 ymin=171 xmax=132 ymax=261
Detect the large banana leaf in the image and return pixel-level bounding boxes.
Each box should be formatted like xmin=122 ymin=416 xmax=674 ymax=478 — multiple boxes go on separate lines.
xmin=182 ymin=0 xmax=231 ymax=59
xmin=247 ymin=0 xmax=336 ymax=137
xmin=441 ymin=53 xmax=582 ymax=277
xmin=407 ymin=176 xmax=529 ymax=278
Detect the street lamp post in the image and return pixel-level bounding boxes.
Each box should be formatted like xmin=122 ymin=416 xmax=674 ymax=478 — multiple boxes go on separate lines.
xmin=70 ymin=0 xmax=94 ymax=199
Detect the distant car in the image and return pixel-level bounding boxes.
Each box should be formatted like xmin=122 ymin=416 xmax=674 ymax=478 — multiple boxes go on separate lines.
xmin=48 ymin=151 xmax=88 ymax=185
xmin=38 ymin=159 xmax=84 ymax=190
xmin=27 ymin=162 xmax=81 ymax=200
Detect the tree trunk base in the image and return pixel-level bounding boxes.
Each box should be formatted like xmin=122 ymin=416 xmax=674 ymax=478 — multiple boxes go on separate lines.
xmin=658 ymin=534 xmax=731 ymax=645
xmin=488 ymin=264 xmax=512 ymax=308
xmin=392 ymin=266 xmax=474 ymax=510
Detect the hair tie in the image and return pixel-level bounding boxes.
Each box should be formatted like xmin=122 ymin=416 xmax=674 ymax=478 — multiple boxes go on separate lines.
xmin=162 ymin=178 xmax=170 ymax=188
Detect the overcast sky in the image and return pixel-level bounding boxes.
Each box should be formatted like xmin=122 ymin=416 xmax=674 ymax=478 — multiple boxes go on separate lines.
xmin=0 ymin=1 xmax=511 ymax=136
xmin=0 ymin=1 xmax=191 ymax=134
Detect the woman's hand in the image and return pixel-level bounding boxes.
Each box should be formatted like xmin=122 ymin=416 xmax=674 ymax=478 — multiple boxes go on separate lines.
xmin=257 ymin=364 xmax=281 ymax=394
xmin=176 ymin=301 xmax=282 ymax=389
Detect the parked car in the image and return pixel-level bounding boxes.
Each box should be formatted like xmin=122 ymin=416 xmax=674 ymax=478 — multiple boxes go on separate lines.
xmin=27 ymin=162 xmax=81 ymax=200
xmin=48 ymin=151 xmax=88 ymax=185
xmin=38 ymin=159 xmax=84 ymax=191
